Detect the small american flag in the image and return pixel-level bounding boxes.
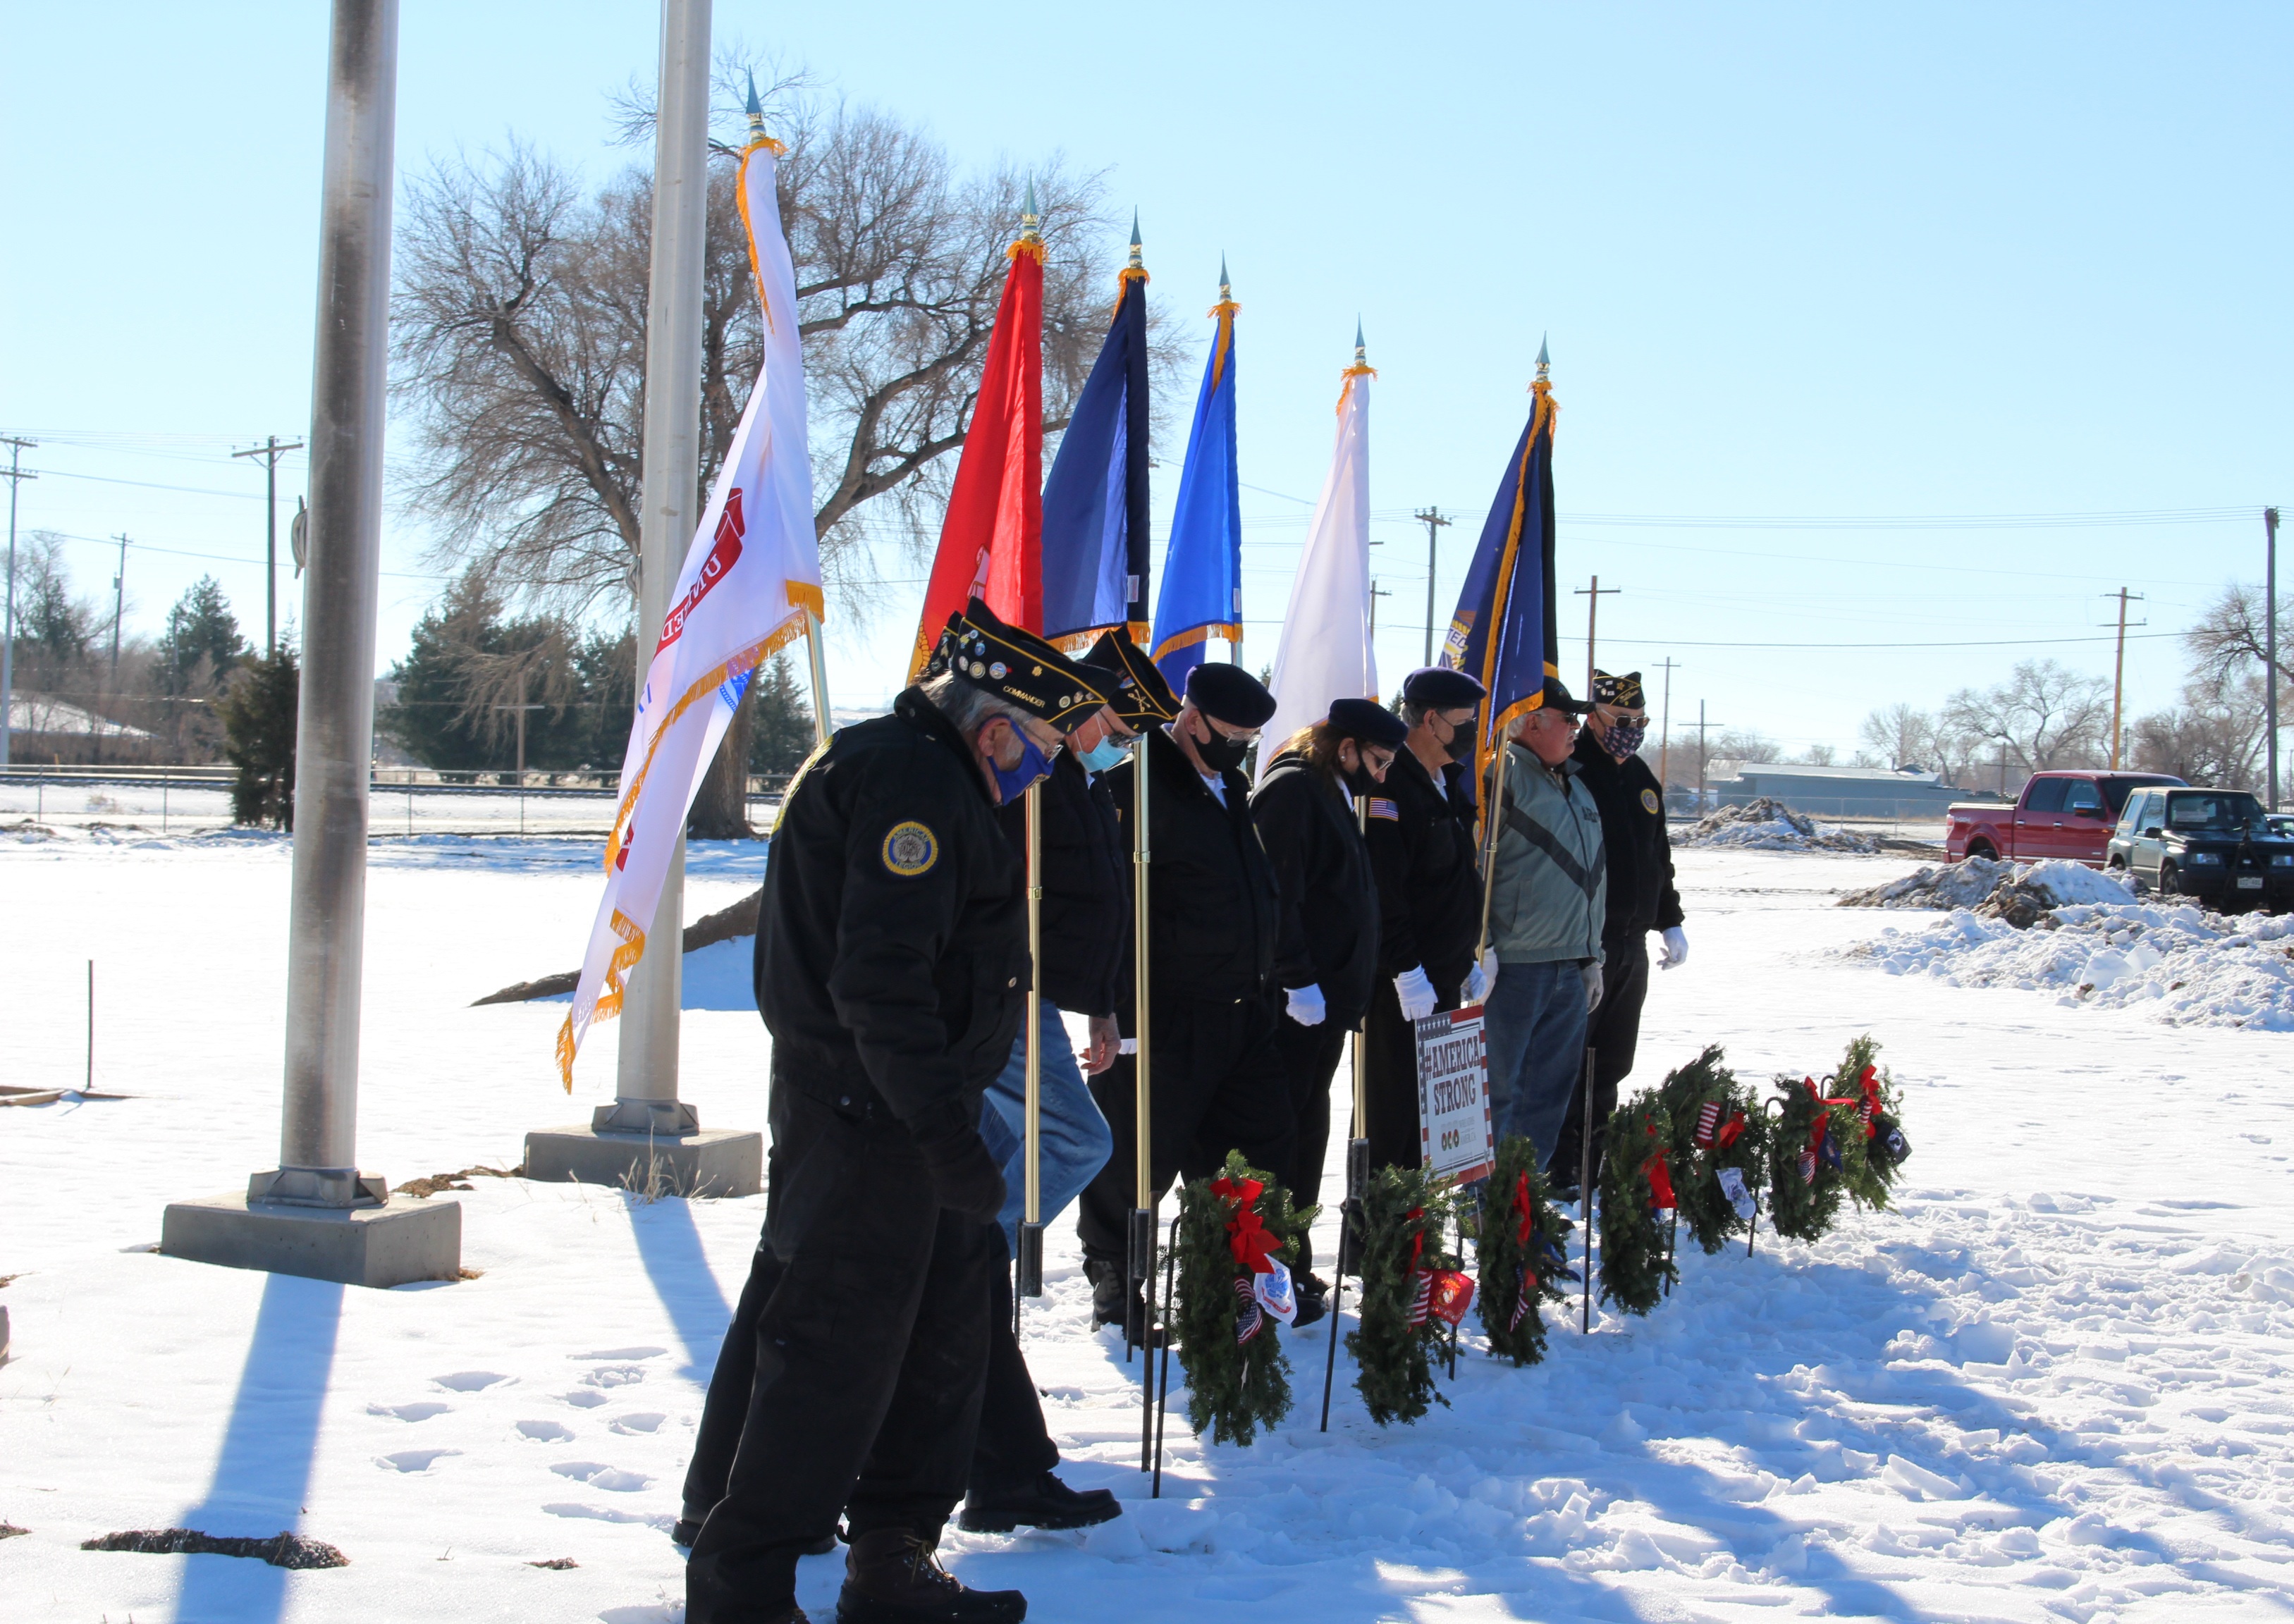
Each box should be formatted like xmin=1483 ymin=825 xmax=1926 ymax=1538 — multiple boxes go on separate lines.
xmin=1233 ymin=1276 xmax=1263 ymax=1344
xmin=1406 ymin=1269 xmax=1434 ymax=1328
xmin=1368 ymin=797 xmax=1400 ymax=821
xmin=1693 ymin=1101 xmax=1721 ymax=1148
xmin=1509 ymin=1266 xmax=1531 ymax=1331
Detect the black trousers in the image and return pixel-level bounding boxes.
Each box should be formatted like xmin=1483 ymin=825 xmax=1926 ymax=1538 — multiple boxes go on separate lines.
xmin=1271 ymin=1013 xmax=1349 ymax=1272
xmin=971 ymin=1231 xmax=1057 ymax=1492
xmin=685 ymin=1081 xmax=995 ymax=1624
xmin=1362 ymin=976 xmax=1465 ymax=1179
xmin=1074 ymin=992 xmax=1296 ymax=1266
xmin=1552 ymin=931 xmax=1652 ymax=1183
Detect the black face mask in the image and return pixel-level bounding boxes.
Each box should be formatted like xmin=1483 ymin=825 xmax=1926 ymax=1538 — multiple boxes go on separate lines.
xmin=1342 ymin=758 xmax=1383 ymax=796
xmin=1194 ymin=725 xmax=1251 ymax=775
xmin=1441 ymin=714 xmax=1478 ymax=763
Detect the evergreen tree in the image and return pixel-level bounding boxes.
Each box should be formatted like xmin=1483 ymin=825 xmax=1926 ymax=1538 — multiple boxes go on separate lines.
xmin=219 ymin=646 xmax=298 ymax=828
xmin=747 ymin=653 xmax=814 ymax=774
xmin=156 ymin=576 xmax=248 ymax=696
xmin=18 ymin=531 xmax=94 ymax=665
xmin=572 ymin=627 xmax=635 ymax=769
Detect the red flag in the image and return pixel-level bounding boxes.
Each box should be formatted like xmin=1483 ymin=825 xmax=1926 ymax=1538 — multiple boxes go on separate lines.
xmin=909 ymin=232 xmax=1045 ymax=675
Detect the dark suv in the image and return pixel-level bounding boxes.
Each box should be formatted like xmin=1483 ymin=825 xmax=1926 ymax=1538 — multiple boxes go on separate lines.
xmin=2106 ymin=787 xmax=2294 ymax=912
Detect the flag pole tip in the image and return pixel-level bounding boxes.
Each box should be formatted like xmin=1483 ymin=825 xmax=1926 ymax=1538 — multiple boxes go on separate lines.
xmin=1019 ymin=176 xmax=1041 ymax=243
xmin=1127 ymin=209 xmax=1144 ymax=270
xmin=1354 ymin=317 xmax=1366 ymax=361
xmin=744 ymin=70 xmax=767 ymax=145
xmin=1535 ymin=333 xmax=1550 ymax=381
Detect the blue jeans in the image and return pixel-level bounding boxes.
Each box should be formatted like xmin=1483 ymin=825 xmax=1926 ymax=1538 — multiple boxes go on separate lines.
xmin=1484 ymin=959 xmax=1590 ymax=1176
xmin=979 ymin=1004 xmax=1115 ymax=1250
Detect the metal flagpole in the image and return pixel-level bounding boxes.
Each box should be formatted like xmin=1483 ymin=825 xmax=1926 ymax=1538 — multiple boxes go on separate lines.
xmin=803 ymin=608 xmax=832 ymax=748
xmin=1579 ymin=1047 xmax=1595 ymax=1333
xmin=1019 ymin=782 xmax=1045 ymax=1301
xmin=1131 ymin=724 xmax=1156 ymax=1456
xmin=607 ymin=0 xmax=712 ymax=1138
xmin=1322 ymin=793 xmax=1374 ymax=1431
xmin=160 ymin=0 xmax=454 ymax=1291
xmin=2267 ymin=508 xmax=2281 ymax=811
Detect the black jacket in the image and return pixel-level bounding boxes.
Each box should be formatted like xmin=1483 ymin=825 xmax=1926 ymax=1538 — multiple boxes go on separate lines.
xmin=1249 ymin=751 xmax=1380 ymax=1029
xmin=1363 ymin=746 xmax=1484 ymax=992
xmin=1093 ymin=725 xmax=1287 ymax=1011
xmin=1571 ymin=729 xmax=1684 ymax=940
xmin=752 ymin=687 xmax=1026 ymax=1136
xmin=995 ymin=749 xmax=1127 ymax=1018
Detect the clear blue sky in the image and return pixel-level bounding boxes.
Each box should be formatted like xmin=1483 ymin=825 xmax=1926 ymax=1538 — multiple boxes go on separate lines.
xmin=4 ymin=1 xmax=2287 ymax=761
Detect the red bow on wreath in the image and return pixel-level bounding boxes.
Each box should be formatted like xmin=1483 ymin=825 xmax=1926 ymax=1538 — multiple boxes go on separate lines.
xmin=1511 ymin=1171 xmax=1535 ymax=1245
xmin=1642 ymin=1122 xmax=1676 ymax=1211
xmin=1213 ymin=1175 xmax=1279 ymax=1274
xmin=1854 ymin=1064 xmax=1882 ymax=1139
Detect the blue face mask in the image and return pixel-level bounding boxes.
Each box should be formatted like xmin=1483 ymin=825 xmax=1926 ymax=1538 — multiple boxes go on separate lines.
xmin=990 ymin=730 xmax=1055 ymax=803
xmin=1079 ymin=736 xmax=1130 ymax=775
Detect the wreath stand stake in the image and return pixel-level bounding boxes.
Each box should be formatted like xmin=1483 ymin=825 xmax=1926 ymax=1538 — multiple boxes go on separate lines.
xmin=1151 ymin=1213 xmax=1178 ymax=1496
xmin=1319 ymin=1136 xmax=1367 ymax=1432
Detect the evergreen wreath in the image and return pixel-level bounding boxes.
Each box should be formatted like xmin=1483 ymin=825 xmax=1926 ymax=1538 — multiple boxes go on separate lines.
xmin=1347 ymin=1164 xmax=1466 ymax=1426
xmin=1596 ymin=1093 xmax=1679 ymax=1314
xmin=1829 ymin=1034 xmax=1910 ymax=1211
xmin=1473 ymin=1134 xmax=1574 ymax=1366
xmin=1764 ymin=1073 xmax=1855 ymax=1243
xmin=1655 ymin=1046 xmax=1772 ymax=1254
xmin=1172 ymin=1150 xmax=1314 ymax=1445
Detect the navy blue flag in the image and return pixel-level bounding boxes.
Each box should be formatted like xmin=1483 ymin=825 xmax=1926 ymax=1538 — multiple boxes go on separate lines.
xmin=1442 ymin=355 xmax=1559 ymax=794
xmin=1041 ymin=258 xmax=1151 ymax=647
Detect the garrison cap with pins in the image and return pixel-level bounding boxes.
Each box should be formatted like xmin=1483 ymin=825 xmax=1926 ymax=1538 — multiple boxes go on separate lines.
xmin=1592 ymin=670 xmax=1646 ymax=709
xmin=1081 ymin=631 xmax=1179 ymax=726
xmin=926 ymin=598 xmax=1110 ymax=734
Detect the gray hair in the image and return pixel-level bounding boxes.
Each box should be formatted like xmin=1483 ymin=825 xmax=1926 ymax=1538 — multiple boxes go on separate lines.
xmin=920 ymin=671 xmax=1038 ymax=741
xmin=1399 ymin=698 xmax=1436 ymax=728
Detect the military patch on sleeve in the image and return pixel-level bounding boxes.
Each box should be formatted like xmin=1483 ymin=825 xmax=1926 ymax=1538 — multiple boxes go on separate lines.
xmin=1640 ymin=787 xmax=1661 ymax=814
xmin=1368 ymin=797 xmax=1400 ymax=821
xmin=881 ymin=820 xmax=939 ymax=876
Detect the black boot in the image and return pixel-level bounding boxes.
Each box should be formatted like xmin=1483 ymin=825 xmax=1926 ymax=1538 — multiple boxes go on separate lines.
xmin=835 ymin=1528 xmax=1025 ymax=1624
xmin=1083 ymin=1256 xmax=1127 ymax=1329
xmin=959 ymin=1470 xmax=1122 ymax=1534
xmin=1292 ymin=1272 xmax=1329 ymax=1329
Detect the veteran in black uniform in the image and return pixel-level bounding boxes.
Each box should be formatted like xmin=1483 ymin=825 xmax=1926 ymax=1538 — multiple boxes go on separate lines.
xmin=1359 ymin=668 xmax=1491 ymax=1174
xmin=683 ymin=601 xmax=1105 ymax=1624
xmin=1549 ymin=668 xmax=1688 ymax=1193
xmin=1248 ymin=696 xmax=1409 ymax=1319
xmin=1074 ymin=662 xmax=1293 ymax=1341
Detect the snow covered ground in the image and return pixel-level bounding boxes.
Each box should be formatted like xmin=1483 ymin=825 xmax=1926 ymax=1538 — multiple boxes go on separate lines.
xmin=4 ymin=834 xmax=2293 ymax=1622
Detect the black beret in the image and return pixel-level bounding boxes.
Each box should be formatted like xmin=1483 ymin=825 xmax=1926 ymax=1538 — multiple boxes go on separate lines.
xmin=924 ymin=598 xmax=1111 ymax=734
xmin=1327 ymin=697 xmax=1411 ymax=750
xmin=1401 ymin=667 xmax=1488 ymax=708
xmin=1184 ymin=661 xmax=1277 ymax=729
xmin=1081 ymin=630 xmax=1179 ymax=725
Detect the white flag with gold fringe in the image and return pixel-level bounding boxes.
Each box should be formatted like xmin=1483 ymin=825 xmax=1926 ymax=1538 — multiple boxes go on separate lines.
xmin=556 ymin=118 xmax=821 ymax=1088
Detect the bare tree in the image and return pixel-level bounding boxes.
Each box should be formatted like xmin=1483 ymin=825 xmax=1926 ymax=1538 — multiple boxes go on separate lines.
xmin=2184 ymin=582 xmax=2294 ymax=695
xmin=1858 ymin=703 xmax=1927 ymax=770
xmin=1942 ymin=659 xmax=2111 ymax=776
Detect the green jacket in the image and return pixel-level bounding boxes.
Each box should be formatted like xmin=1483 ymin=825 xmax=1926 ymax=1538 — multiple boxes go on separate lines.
xmin=1487 ymin=744 xmax=1607 ymax=966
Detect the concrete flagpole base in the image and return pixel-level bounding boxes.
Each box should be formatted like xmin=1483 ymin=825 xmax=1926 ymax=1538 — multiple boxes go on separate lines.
xmin=523 ymin=1124 xmax=762 ymax=1199
xmin=161 ymin=1191 xmax=462 ymax=1289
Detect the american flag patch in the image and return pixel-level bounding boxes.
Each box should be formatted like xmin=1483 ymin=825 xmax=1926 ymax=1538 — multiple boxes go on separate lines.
xmin=1368 ymin=797 xmax=1400 ymax=821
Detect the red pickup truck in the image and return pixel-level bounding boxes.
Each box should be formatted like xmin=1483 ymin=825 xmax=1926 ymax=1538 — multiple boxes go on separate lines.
xmin=1944 ymin=770 xmax=2184 ymax=866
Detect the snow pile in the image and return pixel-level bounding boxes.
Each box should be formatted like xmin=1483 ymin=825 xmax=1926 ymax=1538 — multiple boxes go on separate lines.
xmin=1679 ymin=796 xmax=1879 ymax=854
xmin=1841 ymin=856 xmax=2133 ymax=921
xmin=1849 ymin=898 xmax=2294 ymax=1029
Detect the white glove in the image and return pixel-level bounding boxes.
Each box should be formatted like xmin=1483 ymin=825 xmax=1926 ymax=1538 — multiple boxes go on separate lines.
xmin=1659 ymin=926 xmax=1689 ymax=969
xmin=1118 ymin=1038 xmax=1137 ymax=1055
xmin=1394 ymin=965 xmax=1438 ymax=1021
xmin=1581 ymin=961 xmax=1604 ymax=1012
xmin=1284 ymin=984 xmax=1327 ymax=1026
xmin=1463 ymin=959 xmax=1489 ymax=1004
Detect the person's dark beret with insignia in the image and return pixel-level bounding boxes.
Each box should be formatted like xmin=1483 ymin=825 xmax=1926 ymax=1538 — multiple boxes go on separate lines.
xmin=1326 ymin=696 xmax=1411 ymax=750
xmin=1401 ymin=667 xmax=1487 ymax=709
xmin=923 ymin=598 xmax=1110 ymax=734
xmin=1591 ymin=669 xmax=1646 ymax=709
xmin=1080 ymin=630 xmax=1179 ymax=726
xmin=1182 ymin=662 xmax=1277 ymax=730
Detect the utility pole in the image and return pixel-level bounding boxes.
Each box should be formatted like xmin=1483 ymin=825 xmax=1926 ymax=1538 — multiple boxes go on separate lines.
xmin=493 ymin=667 xmax=544 ymax=784
xmin=2266 ymin=507 xmax=2284 ymax=812
xmin=161 ymin=0 xmax=458 ymax=1287
xmin=1655 ymin=656 xmax=1680 ymax=794
xmin=1369 ymin=581 xmax=1393 ymax=639
xmin=108 ymin=533 xmax=130 ymax=678
xmin=1414 ymin=506 xmax=1451 ymax=665
xmin=0 ymin=436 xmax=35 ymax=769
xmin=2104 ymin=588 xmax=2146 ymax=770
xmin=234 ymin=435 xmax=306 ymax=654
xmin=1573 ymin=575 xmax=1620 ymax=694
xmin=1695 ymin=701 xmax=1725 ymax=812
